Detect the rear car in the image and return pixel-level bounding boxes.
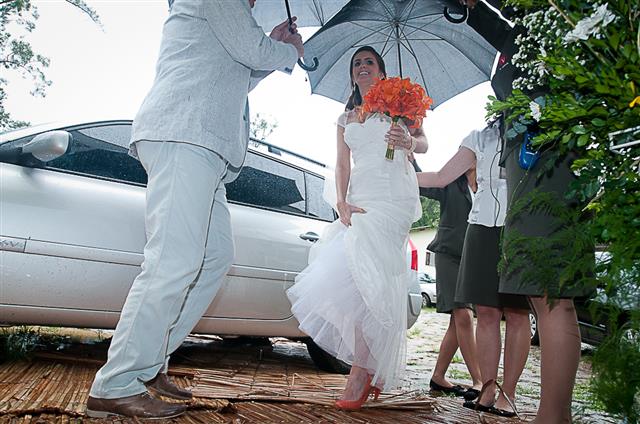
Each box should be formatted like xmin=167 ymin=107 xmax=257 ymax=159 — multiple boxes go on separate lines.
xmin=529 ymin=252 xmax=638 ymax=346
xmin=418 ymin=269 xmax=437 ymax=308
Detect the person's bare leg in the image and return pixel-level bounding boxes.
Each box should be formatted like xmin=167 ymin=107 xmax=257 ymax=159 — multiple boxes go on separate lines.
xmin=453 ymin=307 xmax=482 ymax=389
xmin=475 ymin=305 xmax=503 ymax=406
xmin=530 ymin=296 xmax=580 ymax=424
xmin=340 ymin=365 xmax=370 ymax=401
xmin=495 ymin=308 xmax=530 ymax=412
xmin=431 ymin=315 xmax=459 ymax=387
xmin=340 ymin=325 xmax=372 ymax=401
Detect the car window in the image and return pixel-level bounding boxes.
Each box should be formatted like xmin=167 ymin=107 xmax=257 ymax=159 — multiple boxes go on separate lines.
xmin=49 ymin=125 xmax=147 ymax=185
xmin=0 ymin=124 xmax=147 ymax=185
xmin=306 ymin=173 xmax=335 ymax=222
xmin=420 ymin=273 xmax=435 ymax=283
xmin=226 ymin=152 xmax=306 ymax=215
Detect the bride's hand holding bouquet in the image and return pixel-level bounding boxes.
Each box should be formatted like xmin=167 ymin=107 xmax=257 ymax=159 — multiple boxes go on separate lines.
xmin=362 ymin=77 xmax=432 ymax=160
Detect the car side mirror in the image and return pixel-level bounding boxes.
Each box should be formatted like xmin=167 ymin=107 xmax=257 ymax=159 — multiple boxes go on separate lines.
xmin=22 ymin=131 xmax=72 ymax=162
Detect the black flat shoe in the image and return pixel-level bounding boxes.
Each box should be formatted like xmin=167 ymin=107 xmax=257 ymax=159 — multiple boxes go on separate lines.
xmin=463 ymin=400 xmax=517 ymax=418
xmin=463 ymin=388 xmax=480 ymax=401
xmin=429 ymin=379 xmax=467 ymax=396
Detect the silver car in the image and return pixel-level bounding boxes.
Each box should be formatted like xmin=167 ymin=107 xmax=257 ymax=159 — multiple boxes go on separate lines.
xmin=419 ymin=270 xmax=437 ymax=308
xmin=0 ymin=120 xmax=423 ymax=372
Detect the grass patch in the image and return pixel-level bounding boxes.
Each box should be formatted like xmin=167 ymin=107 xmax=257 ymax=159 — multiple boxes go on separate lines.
xmin=572 ymin=381 xmax=608 ymax=412
xmin=407 ymin=326 xmax=423 ymax=339
xmin=451 ymin=355 xmax=464 ymax=364
xmin=517 ymin=383 xmax=540 ymax=397
xmin=0 ymin=326 xmax=68 ymax=361
xmin=446 ymin=368 xmax=470 ymax=380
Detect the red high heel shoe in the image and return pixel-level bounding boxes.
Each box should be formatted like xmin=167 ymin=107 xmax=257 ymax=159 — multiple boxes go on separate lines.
xmin=335 ymin=376 xmax=380 ymax=410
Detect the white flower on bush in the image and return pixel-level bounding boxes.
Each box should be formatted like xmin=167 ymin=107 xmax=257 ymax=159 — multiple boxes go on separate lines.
xmin=529 ymin=101 xmax=542 ymax=122
xmin=564 ymin=4 xmax=616 ymax=43
xmin=536 ymin=61 xmax=548 ymax=78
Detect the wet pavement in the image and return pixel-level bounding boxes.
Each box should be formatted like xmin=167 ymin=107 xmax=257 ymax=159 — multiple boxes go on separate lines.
xmin=405 ymin=308 xmax=617 ymax=423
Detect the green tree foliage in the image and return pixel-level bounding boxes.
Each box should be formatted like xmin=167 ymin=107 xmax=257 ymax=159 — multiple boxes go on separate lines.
xmin=0 ymin=0 xmax=100 ymax=131
xmin=488 ymin=1 xmax=639 ymax=420
xmin=412 ymin=196 xmax=439 ymax=229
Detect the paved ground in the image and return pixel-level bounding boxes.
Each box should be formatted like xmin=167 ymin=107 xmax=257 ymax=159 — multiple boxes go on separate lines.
xmin=405 ymin=308 xmax=616 ymax=423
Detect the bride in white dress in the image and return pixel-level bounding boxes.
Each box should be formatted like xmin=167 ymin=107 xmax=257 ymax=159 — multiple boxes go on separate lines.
xmin=286 ymin=46 xmax=428 ymax=409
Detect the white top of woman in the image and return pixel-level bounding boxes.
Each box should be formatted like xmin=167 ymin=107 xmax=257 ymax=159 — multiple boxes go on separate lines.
xmin=416 ymin=121 xmax=506 ymax=228
xmin=461 ymin=123 xmax=507 ymax=227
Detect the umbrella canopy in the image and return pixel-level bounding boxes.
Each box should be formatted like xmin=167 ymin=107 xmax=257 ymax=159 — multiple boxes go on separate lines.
xmin=251 ymin=0 xmax=348 ymax=29
xmin=167 ymin=0 xmax=346 ymax=29
xmin=302 ymin=0 xmax=497 ymax=108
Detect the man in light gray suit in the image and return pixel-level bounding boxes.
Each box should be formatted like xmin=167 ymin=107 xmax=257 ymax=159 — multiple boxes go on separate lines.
xmin=87 ymin=0 xmax=303 ymax=419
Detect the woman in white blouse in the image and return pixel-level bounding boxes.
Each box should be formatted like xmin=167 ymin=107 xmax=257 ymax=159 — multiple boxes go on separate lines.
xmin=417 ymin=123 xmax=530 ymax=418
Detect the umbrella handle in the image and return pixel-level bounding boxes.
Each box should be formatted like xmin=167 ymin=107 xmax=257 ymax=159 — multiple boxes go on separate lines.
xmin=444 ymin=5 xmax=468 ymax=23
xmin=297 ymin=57 xmax=319 ymax=72
xmin=283 ymin=0 xmax=318 ymax=71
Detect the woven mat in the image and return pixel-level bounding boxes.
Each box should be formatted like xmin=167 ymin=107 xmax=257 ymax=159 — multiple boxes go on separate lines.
xmin=0 ymin=343 xmax=530 ymax=423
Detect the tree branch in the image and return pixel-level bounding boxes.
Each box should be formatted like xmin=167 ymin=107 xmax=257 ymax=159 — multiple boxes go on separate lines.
xmin=63 ymin=0 xmax=101 ymax=26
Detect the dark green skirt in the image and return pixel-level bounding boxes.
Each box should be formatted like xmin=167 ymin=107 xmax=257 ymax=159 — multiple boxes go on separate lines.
xmin=499 ymin=143 xmax=595 ymax=298
xmin=455 ymin=224 xmax=529 ymax=309
xmin=434 ymin=253 xmax=471 ymax=313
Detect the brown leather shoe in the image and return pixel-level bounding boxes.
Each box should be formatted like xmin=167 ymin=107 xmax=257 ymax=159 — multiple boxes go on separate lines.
xmin=146 ymin=373 xmax=193 ymax=400
xmin=86 ymin=392 xmax=186 ymax=419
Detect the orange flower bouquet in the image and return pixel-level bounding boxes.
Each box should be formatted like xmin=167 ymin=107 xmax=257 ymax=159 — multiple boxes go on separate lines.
xmin=362 ymin=77 xmax=433 ymax=160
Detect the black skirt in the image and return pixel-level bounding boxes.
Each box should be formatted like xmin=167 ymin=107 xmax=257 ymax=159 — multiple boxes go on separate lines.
xmin=434 ymin=253 xmax=471 ymax=313
xmin=455 ymin=224 xmax=529 ymax=309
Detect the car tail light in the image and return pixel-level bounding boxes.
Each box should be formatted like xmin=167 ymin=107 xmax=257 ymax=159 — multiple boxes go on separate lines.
xmin=409 ymin=239 xmax=418 ymax=271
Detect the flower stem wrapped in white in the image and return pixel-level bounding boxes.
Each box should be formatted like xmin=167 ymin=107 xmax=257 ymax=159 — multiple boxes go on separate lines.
xmin=529 ymin=100 xmax=542 ymax=122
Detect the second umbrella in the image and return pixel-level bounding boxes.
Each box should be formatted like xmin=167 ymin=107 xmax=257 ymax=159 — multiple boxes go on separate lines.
xmin=302 ymin=0 xmax=496 ymax=108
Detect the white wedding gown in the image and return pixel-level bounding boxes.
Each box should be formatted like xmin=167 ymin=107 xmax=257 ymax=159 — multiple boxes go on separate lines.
xmin=286 ymin=113 xmax=422 ymax=391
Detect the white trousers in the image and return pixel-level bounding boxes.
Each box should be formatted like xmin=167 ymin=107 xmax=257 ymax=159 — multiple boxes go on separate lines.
xmin=90 ymin=141 xmax=234 ymax=398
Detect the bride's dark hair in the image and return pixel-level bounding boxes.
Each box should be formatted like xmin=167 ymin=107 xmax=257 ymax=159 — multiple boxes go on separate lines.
xmin=345 ymin=46 xmax=386 ymax=111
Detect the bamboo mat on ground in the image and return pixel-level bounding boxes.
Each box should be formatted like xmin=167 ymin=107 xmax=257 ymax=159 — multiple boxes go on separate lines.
xmin=191 ymin=366 xmax=534 ymax=423
xmin=0 ymin=349 xmax=531 ymax=423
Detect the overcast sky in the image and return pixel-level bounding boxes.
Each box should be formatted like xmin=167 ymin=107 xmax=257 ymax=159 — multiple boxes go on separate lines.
xmin=5 ymin=0 xmax=495 ymax=170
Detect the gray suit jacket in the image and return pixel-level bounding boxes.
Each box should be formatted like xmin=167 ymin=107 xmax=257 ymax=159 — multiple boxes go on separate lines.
xmin=421 ymin=176 xmax=472 ymax=258
xmin=130 ymin=0 xmax=298 ymax=177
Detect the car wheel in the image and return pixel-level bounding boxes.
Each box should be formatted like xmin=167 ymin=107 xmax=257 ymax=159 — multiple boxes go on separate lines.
xmin=305 ymin=340 xmax=350 ymax=374
xmin=529 ymin=312 xmax=540 ymax=346
xmin=422 ymin=293 xmax=432 ymax=308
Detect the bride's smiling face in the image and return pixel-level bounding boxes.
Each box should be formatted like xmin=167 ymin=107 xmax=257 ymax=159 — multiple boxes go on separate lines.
xmin=351 ymin=51 xmax=384 ymax=92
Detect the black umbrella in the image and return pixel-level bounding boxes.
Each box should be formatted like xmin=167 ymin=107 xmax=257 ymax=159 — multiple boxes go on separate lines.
xmin=167 ymin=0 xmax=346 ymax=71
xmin=302 ymin=0 xmax=497 ymax=108
xmin=253 ymin=0 xmax=352 ymax=71
xmin=167 ymin=0 xmax=345 ymax=28
xmin=251 ymin=0 xmax=348 ymax=29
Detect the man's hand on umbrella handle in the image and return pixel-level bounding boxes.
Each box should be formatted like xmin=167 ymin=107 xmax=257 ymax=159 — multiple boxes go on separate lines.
xmin=270 ymin=17 xmax=303 ymax=58
xmin=283 ymin=32 xmax=304 ymax=58
xmin=337 ymin=201 xmax=366 ymax=227
xmin=270 ymin=16 xmax=297 ymax=42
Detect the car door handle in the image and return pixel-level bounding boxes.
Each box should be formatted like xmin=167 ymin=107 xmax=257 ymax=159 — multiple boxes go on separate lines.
xmin=299 ymin=232 xmax=320 ymax=242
